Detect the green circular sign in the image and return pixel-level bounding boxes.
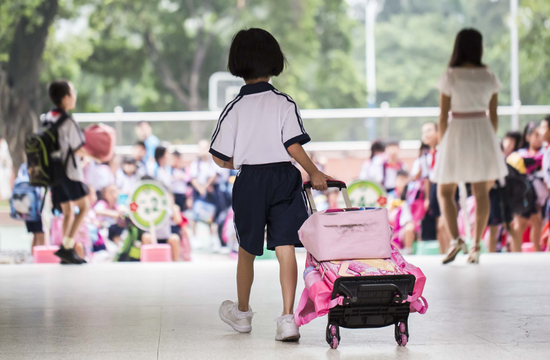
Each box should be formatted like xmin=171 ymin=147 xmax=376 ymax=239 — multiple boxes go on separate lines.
xmin=347 ymin=180 xmax=387 ymax=208
xmin=128 ymin=181 xmax=170 ymax=231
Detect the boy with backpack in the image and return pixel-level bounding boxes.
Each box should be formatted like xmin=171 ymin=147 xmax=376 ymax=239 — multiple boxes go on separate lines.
xmin=210 ymin=28 xmax=332 ymax=341
xmin=42 ymin=81 xmax=92 ymax=264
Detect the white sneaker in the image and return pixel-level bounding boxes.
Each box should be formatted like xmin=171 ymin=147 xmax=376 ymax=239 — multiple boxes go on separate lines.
xmin=275 ymin=314 xmax=300 ymax=341
xmin=219 ymin=300 xmax=253 ymax=333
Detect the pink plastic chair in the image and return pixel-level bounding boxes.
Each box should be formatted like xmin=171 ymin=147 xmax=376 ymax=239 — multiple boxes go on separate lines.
xmin=33 ymin=245 xmax=61 ymax=263
xmin=522 ymin=243 xmax=536 ymax=252
xmin=141 ymin=244 xmax=172 ymax=262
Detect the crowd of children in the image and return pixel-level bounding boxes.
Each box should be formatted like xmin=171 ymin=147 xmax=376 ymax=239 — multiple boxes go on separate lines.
xmin=358 ymin=117 xmax=550 ymax=256
xmin=16 ymin=81 xmax=236 ymax=264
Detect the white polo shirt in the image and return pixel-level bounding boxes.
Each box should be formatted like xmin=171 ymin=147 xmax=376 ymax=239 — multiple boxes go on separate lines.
xmin=209 ymin=82 xmax=310 ymax=169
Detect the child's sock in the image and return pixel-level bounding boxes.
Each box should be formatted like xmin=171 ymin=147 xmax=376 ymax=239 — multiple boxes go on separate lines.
xmin=62 ymin=236 xmax=75 ymax=249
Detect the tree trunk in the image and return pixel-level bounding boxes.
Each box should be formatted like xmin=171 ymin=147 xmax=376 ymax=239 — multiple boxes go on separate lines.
xmin=0 ymin=0 xmax=59 ymax=172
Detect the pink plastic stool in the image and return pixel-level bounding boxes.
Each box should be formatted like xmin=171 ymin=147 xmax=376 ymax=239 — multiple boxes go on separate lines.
xmin=522 ymin=243 xmax=535 ymax=252
xmin=141 ymin=244 xmax=172 ymax=262
xmin=33 ymin=245 xmax=61 ymax=263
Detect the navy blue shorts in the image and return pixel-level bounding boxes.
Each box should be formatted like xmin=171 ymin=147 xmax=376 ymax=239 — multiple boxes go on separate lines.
xmin=429 ymin=183 xmax=441 ymax=218
xmin=25 ymin=219 xmax=43 ymax=234
xmin=232 ymin=162 xmax=307 ymax=256
xmin=52 ymin=176 xmax=88 ymax=204
xmin=174 ymin=193 xmax=188 ymax=211
xmin=108 ymin=224 xmax=125 ymax=240
xmin=488 ymin=187 xmax=513 ymax=225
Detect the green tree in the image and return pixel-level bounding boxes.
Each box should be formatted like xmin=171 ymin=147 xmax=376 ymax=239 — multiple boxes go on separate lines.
xmin=518 ymin=0 xmax=550 ymax=107
xmin=68 ymin=0 xmax=364 ymax=142
xmin=0 ymin=0 xmax=60 ymax=170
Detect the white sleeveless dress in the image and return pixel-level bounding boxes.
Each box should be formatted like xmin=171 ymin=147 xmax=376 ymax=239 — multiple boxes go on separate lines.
xmin=433 ymin=67 xmax=508 ymax=184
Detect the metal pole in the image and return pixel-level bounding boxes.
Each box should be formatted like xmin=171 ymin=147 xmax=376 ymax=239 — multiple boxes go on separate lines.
xmin=510 ymin=0 xmax=520 ymax=130
xmin=114 ymin=106 xmax=124 ymax=145
xmin=365 ymin=0 xmax=377 ymax=140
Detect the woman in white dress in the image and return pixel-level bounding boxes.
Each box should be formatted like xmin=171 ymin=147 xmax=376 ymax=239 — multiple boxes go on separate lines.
xmin=435 ymin=29 xmax=508 ymax=264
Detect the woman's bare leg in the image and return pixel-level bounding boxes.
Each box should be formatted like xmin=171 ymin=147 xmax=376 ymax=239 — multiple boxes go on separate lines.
xmin=438 ymin=183 xmax=459 ymax=240
xmin=471 ymin=181 xmax=492 ymax=247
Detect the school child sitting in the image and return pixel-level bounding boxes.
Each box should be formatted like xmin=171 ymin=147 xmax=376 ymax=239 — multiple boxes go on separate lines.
xmin=141 ymin=203 xmax=182 ymax=262
xmin=171 ymin=151 xmax=191 ymax=211
xmin=116 ymin=157 xmax=140 ymax=197
xmin=147 ymin=145 xmax=173 ymax=190
xmin=387 ymin=170 xmax=417 ymax=254
xmin=358 ymin=140 xmax=386 ymax=181
xmin=94 ymin=184 xmax=125 ymax=245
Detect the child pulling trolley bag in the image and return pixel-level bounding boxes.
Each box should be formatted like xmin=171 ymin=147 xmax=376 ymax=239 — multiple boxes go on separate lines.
xmin=295 ymin=181 xmax=428 ymax=349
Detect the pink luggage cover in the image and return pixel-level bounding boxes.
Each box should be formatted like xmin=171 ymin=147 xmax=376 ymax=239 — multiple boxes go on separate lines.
xmin=298 ymin=208 xmax=392 ymax=261
xmin=141 ymin=244 xmax=172 ymax=262
xmin=83 ymin=124 xmax=116 ymax=163
xmin=33 ymin=245 xmax=61 ymax=263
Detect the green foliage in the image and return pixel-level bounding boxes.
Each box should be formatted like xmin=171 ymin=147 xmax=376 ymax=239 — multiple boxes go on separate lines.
xmin=3 ymin=0 xmax=549 ymax=144
xmin=518 ymin=0 xmax=550 ymax=107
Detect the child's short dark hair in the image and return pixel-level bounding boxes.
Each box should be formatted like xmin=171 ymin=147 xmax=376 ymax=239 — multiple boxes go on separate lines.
xmin=122 ymin=156 xmax=136 ymax=166
xmin=397 ymin=170 xmax=409 ymax=178
xmin=228 ymin=28 xmax=286 ymax=80
xmin=370 ymin=140 xmax=385 ymax=159
xmin=135 ymin=141 xmax=146 ymax=149
xmin=154 ymin=146 xmax=167 ymax=164
xmin=48 ymin=80 xmax=71 ymax=107
xmin=504 ymin=131 xmax=522 ymax=152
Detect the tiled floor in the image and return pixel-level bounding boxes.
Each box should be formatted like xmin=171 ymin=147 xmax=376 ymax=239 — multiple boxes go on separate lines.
xmin=0 ymin=252 xmax=549 ymax=359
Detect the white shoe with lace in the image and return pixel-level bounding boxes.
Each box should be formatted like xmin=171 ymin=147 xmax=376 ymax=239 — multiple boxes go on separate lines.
xmin=219 ymin=300 xmax=253 ymax=333
xmin=275 ymin=314 xmax=300 ymax=341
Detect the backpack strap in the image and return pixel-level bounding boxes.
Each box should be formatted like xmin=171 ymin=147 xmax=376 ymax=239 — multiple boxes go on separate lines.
xmin=410 ymin=296 xmax=428 ymax=314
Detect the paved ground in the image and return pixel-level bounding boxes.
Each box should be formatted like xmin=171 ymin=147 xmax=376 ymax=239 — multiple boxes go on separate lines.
xmin=0 ymin=252 xmax=549 ymax=359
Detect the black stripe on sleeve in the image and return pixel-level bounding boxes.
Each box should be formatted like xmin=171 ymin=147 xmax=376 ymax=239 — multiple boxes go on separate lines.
xmin=211 ymin=96 xmax=240 ymax=143
xmin=210 ymin=95 xmax=243 ymax=146
xmin=271 ymin=90 xmax=306 ymax=134
xmin=284 ymin=133 xmax=311 ymax=149
xmin=209 ymin=148 xmax=231 ymax=162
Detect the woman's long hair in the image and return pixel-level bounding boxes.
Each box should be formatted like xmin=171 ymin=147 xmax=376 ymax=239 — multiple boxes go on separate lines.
xmin=449 ymin=28 xmax=485 ymax=68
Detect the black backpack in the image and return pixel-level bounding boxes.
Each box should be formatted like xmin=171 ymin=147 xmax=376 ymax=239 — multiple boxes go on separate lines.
xmin=25 ymin=113 xmax=71 ymax=187
xmin=503 ymin=164 xmax=537 ymax=216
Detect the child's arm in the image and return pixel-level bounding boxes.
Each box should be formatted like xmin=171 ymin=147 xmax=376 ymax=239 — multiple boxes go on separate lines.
xmin=287 ymin=143 xmax=333 ymax=190
xmin=489 ymin=93 xmax=498 ymax=132
xmin=212 ymin=156 xmax=235 ymax=170
xmin=190 ymin=178 xmax=207 ymax=196
xmin=94 ymin=208 xmax=121 ymax=220
xmin=438 ymin=93 xmax=451 ymax=139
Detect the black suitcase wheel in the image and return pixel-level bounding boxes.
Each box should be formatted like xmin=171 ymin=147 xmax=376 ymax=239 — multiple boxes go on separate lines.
xmin=326 ymin=323 xmax=341 ymax=349
xmin=395 ymin=321 xmax=409 ymax=346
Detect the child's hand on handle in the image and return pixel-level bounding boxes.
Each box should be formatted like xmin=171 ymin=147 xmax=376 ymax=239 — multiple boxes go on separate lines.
xmin=310 ymin=171 xmax=334 ymax=191
xmin=287 ymin=143 xmax=334 ymax=190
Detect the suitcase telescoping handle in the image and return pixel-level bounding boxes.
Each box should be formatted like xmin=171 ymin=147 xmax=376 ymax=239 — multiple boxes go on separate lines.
xmin=303 ymin=180 xmax=352 ymax=213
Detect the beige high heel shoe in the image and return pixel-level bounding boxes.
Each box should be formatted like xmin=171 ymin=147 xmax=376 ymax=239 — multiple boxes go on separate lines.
xmin=467 ymin=245 xmax=481 ymax=264
xmin=442 ymin=237 xmax=468 ymax=264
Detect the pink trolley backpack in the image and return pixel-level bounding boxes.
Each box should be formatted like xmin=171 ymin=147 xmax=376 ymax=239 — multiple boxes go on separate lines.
xmin=296 ymin=181 xmax=428 ymax=349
